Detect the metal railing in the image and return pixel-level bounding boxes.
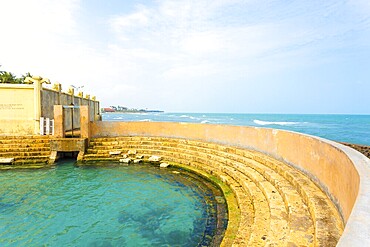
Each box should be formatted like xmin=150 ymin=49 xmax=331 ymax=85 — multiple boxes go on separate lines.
xmin=40 ymin=117 xmax=54 ymax=135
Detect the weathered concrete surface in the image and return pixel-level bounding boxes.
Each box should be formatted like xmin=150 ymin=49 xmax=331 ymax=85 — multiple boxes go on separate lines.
xmin=0 ymin=84 xmax=35 ymax=135
xmin=50 ymin=138 xmax=87 ymax=152
xmin=90 ymin=121 xmax=370 ymax=246
xmin=53 ymin=105 xmax=64 ymax=138
xmin=80 ymin=105 xmax=90 ymax=139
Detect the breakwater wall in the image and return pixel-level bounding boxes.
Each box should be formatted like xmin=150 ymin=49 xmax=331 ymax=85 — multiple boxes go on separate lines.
xmin=90 ymin=121 xmax=370 ymax=246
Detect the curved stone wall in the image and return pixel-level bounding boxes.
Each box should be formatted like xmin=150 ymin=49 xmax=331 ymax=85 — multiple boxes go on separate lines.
xmin=90 ymin=121 xmax=370 ymax=246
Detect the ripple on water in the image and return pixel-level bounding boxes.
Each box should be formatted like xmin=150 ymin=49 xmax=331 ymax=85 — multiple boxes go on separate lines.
xmin=0 ymin=161 xmax=225 ymax=246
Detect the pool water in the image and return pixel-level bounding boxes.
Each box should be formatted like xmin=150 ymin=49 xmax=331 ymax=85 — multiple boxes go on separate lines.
xmin=0 ymin=160 xmax=226 ymax=246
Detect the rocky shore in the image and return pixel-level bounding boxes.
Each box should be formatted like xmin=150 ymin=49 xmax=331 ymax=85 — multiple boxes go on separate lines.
xmin=341 ymin=142 xmax=370 ymax=159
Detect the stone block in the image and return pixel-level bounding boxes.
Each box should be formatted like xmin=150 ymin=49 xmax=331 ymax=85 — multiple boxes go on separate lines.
xmin=134 ymin=159 xmax=142 ymax=164
xmin=109 ymin=151 xmax=121 ymax=155
xmin=119 ymin=158 xmax=132 ymax=163
xmin=0 ymin=158 xmax=14 ymax=164
xmin=148 ymin=155 xmax=162 ymax=162
xmin=160 ymin=163 xmax=169 ymax=168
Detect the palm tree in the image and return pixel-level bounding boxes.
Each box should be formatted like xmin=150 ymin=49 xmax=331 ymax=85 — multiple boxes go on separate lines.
xmin=18 ymin=72 xmax=32 ymax=83
xmin=0 ymin=71 xmax=17 ymax=83
xmin=0 ymin=65 xmax=32 ymax=84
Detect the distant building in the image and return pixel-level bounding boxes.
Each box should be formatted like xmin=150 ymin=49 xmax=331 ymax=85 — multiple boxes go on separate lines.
xmin=102 ymin=107 xmax=115 ymax=112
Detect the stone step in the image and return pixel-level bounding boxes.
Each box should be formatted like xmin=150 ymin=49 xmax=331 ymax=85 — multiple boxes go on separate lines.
xmin=0 ymin=143 xmax=51 ymax=148
xmin=148 ymin=149 xmax=303 ymax=246
xmin=0 ymin=137 xmax=53 ymax=144
xmin=168 ymin=141 xmax=342 ymax=246
xmin=155 ymin=143 xmax=313 ymax=245
xmin=0 ymin=135 xmax=52 ymax=140
xmin=187 ymin=141 xmax=343 ymax=246
xmin=94 ymin=146 xmax=300 ymax=246
xmin=85 ymin=137 xmax=344 ymax=246
xmin=157 ymin=156 xmax=254 ymax=246
xmin=0 ymin=151 xmax=50 ymax=157
xmin=13 ymin=158 xmax=49 ymax=164
xmin=13 ymin=155 xmax=50 ymax=160
xmin=82 ymin=157 xmax=120 ymax=162
xmin=0 ymin=136 xmax=52 ymax=167
xmin=0 ymin=147 xmax=50 ymax=152
xmin=162 ymin=148 xmax=307 ymax=246
xmin=247 ymin=155 xmax=344 ymax=245
xmin=230 ymin=159 xmax=315 ymax=246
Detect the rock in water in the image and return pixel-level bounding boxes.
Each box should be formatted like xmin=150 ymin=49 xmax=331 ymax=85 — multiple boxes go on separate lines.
xmin=160 ymin=163 xmax=169 ymax=168
xmin=119 ymin=158 xmax=132 ymax=164
xmin=148 ymin=155 xmax=162 ymax=162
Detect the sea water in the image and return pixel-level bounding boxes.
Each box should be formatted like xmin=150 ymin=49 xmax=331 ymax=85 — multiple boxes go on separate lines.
xmin=103 ymin=113 xmax=370 ymax=146
xmin=0 ymin=161 xmax=222 ymax=246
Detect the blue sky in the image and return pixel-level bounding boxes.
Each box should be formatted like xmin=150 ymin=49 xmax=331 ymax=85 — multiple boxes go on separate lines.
xmin=0 ymin=0 xmax=369 ymax=113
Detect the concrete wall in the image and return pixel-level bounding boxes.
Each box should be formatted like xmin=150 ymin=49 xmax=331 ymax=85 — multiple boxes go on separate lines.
xmin=0 ymin=83 xmax=100 ymax=135
xmin=41 ymin=89 xmax=99 ymax=131
xmin=0 ymin=84 xmax=35 ymax=135
xmin=90 ymin=121 xmax=370 ymax=246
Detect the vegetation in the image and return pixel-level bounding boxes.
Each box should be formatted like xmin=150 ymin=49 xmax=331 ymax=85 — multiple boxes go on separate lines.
xmin=0 ymin=65 xmax=32 ymax=84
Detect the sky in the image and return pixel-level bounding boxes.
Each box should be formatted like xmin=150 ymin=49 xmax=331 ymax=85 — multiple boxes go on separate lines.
xmin=0 ymin=0 xmax=369 ymax=114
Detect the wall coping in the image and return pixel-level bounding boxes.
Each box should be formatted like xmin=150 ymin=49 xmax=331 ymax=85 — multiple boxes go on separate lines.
xmin=328 ymin=140 xmax=370 ymax=246
xmin=0 ymin=84 xmax=34 ymax=89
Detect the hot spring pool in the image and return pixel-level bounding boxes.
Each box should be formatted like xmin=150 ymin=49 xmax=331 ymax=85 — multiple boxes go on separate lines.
xmin=0 ymin=160 xmax=227 ymax=246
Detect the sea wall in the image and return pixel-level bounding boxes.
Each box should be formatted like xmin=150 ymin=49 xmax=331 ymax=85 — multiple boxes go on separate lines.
xmin=90 ymin=121 xmax=370 ymax=246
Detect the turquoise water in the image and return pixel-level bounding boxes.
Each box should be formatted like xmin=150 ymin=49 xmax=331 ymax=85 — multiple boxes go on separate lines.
xmin=103 ymin=113 xmax=370 ymax=145
xmin=0 ymin=160 xmax=221 ymax=246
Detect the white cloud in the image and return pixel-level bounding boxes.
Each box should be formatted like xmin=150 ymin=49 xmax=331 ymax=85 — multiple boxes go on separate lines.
xmin=0 ymin=0 xmax=369 ymax=112
xmin=110 ymin=6 xmax=150 ymax=34
xmin=180 ymin=32 xmax=224 ymax=54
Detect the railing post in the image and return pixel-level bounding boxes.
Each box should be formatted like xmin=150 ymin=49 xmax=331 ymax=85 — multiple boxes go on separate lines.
xmin=40 ymin=117 xmax=44 ymax=135
xmin=45 ymin=118 xmax=50 ymax=135
xmin=51 ymin=119 xmax=55 ymax=135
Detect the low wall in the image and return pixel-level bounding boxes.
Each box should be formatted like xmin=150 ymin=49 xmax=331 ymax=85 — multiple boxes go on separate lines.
xmin=90 ymin=121 xmax=370 ymax=246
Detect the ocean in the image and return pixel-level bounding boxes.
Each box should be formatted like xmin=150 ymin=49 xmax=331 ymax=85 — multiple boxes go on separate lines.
xmin=102 ymin=113 xmax=370 ymax=146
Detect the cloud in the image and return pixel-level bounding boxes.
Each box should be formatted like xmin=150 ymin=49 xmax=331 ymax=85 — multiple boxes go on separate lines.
xmin=0 ymin=0 xmax=369 ymax=112
xmin=110 ymin=6 xmax=151 ymax=40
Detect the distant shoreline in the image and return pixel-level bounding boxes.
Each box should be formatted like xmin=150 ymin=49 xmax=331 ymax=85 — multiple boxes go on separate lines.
xmin=102 ymin=110 xmax=164 ymax=114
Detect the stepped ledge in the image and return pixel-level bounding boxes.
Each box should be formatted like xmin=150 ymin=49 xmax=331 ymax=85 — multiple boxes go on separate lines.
xmin=1 ymin=122 xmax=370 ymax=246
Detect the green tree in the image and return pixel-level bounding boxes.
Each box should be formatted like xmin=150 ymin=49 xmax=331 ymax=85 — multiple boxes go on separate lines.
xmin=0 ymin=65 xmax=32 ymax=84
xmin=18 ymin=72 xmax=32 ymax=83
xmin=0 ymin=71 xmax=17 ymax=83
